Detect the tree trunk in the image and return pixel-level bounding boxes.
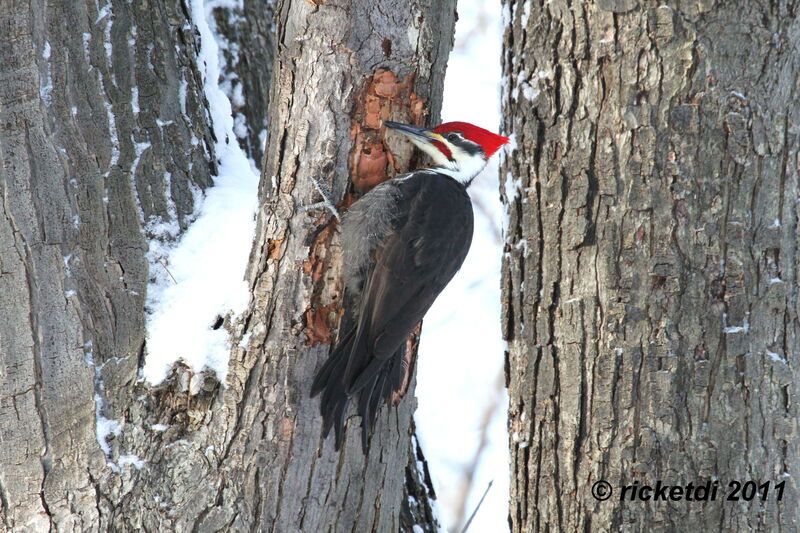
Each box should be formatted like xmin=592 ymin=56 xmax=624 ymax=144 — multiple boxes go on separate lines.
xmin=1 ymin=0 xmax=215 ymax=529
xmin=228 ymin=0 xmax=455 ymax=529
xmin=211 ymin=0 xmax=276 ymax=164
xmin=0 ymin=0 xmax=454 ymax=531
xmin=502 ymin=1 xmax=799 ymax=531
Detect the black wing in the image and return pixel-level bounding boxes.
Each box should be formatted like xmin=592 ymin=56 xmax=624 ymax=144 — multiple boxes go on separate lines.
xmin=311 ymin=172 xmax=474 ymax=450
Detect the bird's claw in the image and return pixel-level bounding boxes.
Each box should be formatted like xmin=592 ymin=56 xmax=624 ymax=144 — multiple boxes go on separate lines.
xmin=301 ymin=176 xmax=341 ymax=220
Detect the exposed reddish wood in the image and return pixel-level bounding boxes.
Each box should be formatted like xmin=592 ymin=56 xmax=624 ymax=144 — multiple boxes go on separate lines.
xmin=267 ymin=238 xmax=284 ymax=260
xmin=303 ymin=67 xmax=435 ymax=346
xmin=350 ymin=69 xmax=427 ymax=193
xmin=302 ymin=215 xmax=341 ymax=346
xmin=392 ymin=322 xmax=422 ymax=405
xmin=304 ymin=302 xmax=342 ymax=346
xmin=279 ymin=417 xmax=294 ymax=442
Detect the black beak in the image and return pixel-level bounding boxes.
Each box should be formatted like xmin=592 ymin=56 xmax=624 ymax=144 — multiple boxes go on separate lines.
xmin=384 ymin=121 xmax=441 ymax=143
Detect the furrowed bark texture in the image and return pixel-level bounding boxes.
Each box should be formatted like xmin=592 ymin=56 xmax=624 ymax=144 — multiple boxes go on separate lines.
xmin=502 ymin=1 xmax=799 ymax=531
xmin=0 ymin=0 xmax=214 ymax=530
xmin=212 ymin=0 xmax=276 ymax=164
xmin=227 ymin=1 xmax=455 ymax=531
xmin=2 ymin=0 xmax=449 ymax=531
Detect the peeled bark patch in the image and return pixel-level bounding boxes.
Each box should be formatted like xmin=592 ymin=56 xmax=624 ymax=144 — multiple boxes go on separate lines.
xmin=0 ymin=0 xmax=456 ymax=530
xmin=303 ymin=218 xmax=342 ymax=346
xmin=350 ymin=69 xmax=427 ymax=192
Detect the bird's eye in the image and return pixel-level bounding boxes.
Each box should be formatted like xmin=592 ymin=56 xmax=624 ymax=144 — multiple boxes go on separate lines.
xmin=446 ymin=133 xmax=461 ymax=142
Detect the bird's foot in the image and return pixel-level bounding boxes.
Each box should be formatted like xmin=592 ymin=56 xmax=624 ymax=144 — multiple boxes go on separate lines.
xmin=301 ymin=177 xmax=341 ymax=221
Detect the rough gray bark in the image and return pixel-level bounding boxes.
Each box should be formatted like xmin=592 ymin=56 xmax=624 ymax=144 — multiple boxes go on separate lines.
xmin=0 ymin=0 xmax=454 ymax=531
xmin=225 ymin=0 xmax=455 ymax=530
xmin=502 ymin=1 xmax=799 ymax=531
xmin=1 ymin=0 xmax=213 ymax=529
xmin=212 ymin=0 xmax=276 ymax=164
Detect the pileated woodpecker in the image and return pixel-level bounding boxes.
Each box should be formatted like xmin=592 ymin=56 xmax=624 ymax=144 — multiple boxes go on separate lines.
xmin=311 ymin=120 xmax=509 ymax=451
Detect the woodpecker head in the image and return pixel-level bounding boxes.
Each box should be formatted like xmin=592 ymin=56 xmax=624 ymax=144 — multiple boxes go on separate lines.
xmin=384 ymin=120 xmax=510 ymax=184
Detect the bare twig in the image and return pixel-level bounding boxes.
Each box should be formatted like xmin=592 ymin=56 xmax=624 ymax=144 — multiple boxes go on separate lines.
xmin=460 ymin=480 xmax=494 ymax=533
xmin=158 ymin=258 xmax=177 ymax=284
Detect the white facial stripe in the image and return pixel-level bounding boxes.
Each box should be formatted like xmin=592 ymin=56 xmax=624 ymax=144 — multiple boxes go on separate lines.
xmin=409 ymin=135 xmax=488 ymax=184
xmin=410 ymin=137 xmax=451 ymax=166
xmin=439 ymin=144 xmax=487 ymax=183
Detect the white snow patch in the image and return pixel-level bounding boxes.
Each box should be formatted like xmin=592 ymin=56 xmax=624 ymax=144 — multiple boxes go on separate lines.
xmin=238 ymin=331 xmax=252 ymax=347
xmin=131 ymin=86 xmax=140 ymax=115
xmin=162 ymin=172 xmax=178 ymax=220
xmin=95 ymin=393 xmax=122 ymax=457
xmin=769 ymin=277 xmax=783 ymax=285
xmin=723 ymin=325 xmax=747 ymax=333
xmin=521 ymin=83 xmax=540 ymax=102
xmin=129 ymin=142 xmax=151 ymax=223
xmin=65 ymin=290 xmax=77 ymax=298
xmin=499 ymin=135 xmax=518 ymax=238
xmin=118 ymin=454 xmax=147 ymax=470
xmin=141 ymin=0 xmax=258 ymax=384
xmin=96 ymin=3 xmax=112 ymax=24
xmin=151 ymin=423 xmax=169 ymax=432
xmin=102 ymin=94 xmax=120 ymax=167
xmin=514 ymin=238 xmax=529 ymax=257
xmin=766 ymin=350 xmax=786 ymax=364
xmin=504 ymin=132 xmax=518 ymax=153
xmin=232 ymin=82 xmax=245 ymax=107
xmin=99 ymin=4 xmax=113 ymax=54
xmin=82 ymin=32 xmax=93 ymax=69
xmin=178 ymin=79 xmax=188 ymax=119
xmin=406 ymin=22 xmax=420 ymax=49
xmin=722 ymin=311 xmax=750 ymax=334
xmin=769 ymin=218 xmax=781 ymax=228
xmin=234 ymin=113 xmax=248 ymax=139
xmin=501 ymin=1 xmax=511 ymax=26
xmin=504 ymin=171 xmax=522 ymax=203
xmin=39 ymin=41 xmax=53 ymax=106
xmin=146 ymin=43 xmax=155 ymax=70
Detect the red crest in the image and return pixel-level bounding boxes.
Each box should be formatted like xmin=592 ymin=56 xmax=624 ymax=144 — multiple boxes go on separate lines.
xmin=433 ymin=122 xmax=510 ymax=157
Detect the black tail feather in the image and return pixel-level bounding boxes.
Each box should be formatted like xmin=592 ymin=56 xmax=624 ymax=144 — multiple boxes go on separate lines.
xmin=356 ymin=372 xmax=379 ymax=452
xmin=312 ymin=328 xmax=407 ymax=451
xmin=310 ymin=327 xmax=356 ymax=397
xmin=381 ymin=346 xmax=406 ymax=403
xmin=311 ymin=327 xmax=356 ymax=448
xmin=331 ymin=394 xmax=349 ymax=449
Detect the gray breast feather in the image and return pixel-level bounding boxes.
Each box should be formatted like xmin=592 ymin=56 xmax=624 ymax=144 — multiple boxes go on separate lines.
xmin=340 ymin=180 xmax=401 ymax=294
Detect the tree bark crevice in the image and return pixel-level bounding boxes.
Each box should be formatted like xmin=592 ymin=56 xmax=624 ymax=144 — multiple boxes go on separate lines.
xmin=0 ymin=0 xmax=446 ymax=530
xmin=504 ymin=1 xmax=800 ymax=531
